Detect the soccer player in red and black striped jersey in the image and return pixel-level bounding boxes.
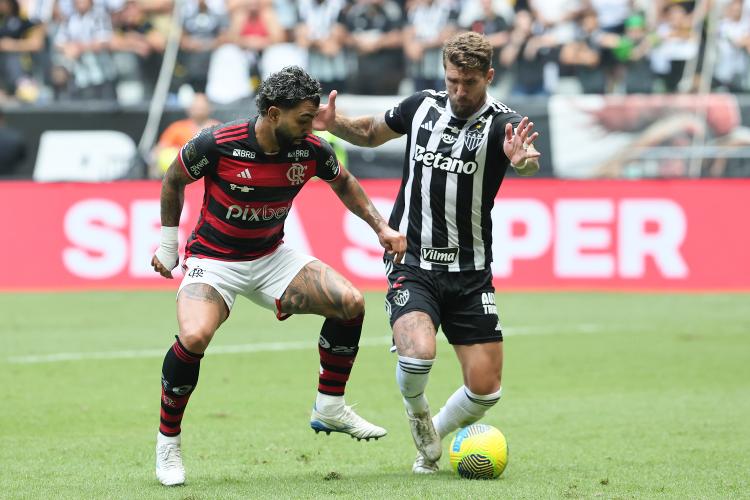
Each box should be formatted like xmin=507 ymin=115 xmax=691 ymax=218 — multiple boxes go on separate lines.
xmin=150 ymin=66 xmax=406 ymax=487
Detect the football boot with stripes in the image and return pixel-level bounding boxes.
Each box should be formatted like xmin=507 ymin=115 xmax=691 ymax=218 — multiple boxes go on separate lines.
xmin=310 ymin=405 xmax=387 ymax=441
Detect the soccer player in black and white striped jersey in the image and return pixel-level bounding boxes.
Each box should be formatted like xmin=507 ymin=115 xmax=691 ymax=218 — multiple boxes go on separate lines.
xmin=314 ymin=32 xmax=541 ymax=473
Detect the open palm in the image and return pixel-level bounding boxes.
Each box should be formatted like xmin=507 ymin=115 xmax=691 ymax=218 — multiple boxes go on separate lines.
xmin=503 ymin=116 xmax=541 ymax=165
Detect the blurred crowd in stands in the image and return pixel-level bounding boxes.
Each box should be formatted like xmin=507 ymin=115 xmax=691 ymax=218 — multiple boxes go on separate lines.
xmin=1 ymin=0 xmax=749 ymax=105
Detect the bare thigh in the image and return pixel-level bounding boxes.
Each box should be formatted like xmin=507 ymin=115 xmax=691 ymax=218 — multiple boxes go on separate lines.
xmin=392 ymin=311 xmax=437 ymax=360
xmin=176 ymin=283 xmax=229 ymax=354
xmin=453 ymin=342 xmax=503 ymax=395
xmin=278 ymin=260 xmax=364 ymax=320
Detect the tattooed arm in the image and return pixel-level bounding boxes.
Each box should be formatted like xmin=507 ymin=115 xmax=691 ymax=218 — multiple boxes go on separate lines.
xmin=160 ymin=158 xmax=195 ymax=225
xmin=329 ymin=113 xmax=402 ymax=147
xmin=329 ymin=168 xmax=406 ymax=263
xmin=151 ymin=158 xmax=196 ymax=278
xmin=313 ymin=90 xmax=402 ymax=147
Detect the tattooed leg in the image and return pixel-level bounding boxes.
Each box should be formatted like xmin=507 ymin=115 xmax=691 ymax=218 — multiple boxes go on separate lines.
xmin=279 ymin=260 xmax=365 ymax=320
xmin=393 ymin=311 xmax=437 ymax=359
xmin=176 ymin=283 xmax=228 ymax=353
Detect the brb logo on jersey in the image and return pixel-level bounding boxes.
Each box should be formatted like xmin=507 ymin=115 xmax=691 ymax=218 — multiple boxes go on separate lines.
xmin=286 ymin=163 xmax=307 ymax=185
xmin=412 ymin=145 xmax=478 ymax=175
xmin=232 ymin=149 xmax=256 ymax=159
xmin=287 ymin=149 xmax=310 ymax=159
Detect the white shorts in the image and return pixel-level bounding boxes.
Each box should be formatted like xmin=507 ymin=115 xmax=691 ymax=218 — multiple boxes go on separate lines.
xmin=178 ymin=244 xmax=317 ymax=319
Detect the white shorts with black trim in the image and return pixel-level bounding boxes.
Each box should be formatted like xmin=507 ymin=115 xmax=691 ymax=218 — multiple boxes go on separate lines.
xmin=178 ymin=244 xmax=317 ymax=320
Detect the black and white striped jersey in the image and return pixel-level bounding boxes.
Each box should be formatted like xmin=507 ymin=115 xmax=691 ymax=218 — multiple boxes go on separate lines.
xmin=384 ymin=90 xmax=522 ymax=272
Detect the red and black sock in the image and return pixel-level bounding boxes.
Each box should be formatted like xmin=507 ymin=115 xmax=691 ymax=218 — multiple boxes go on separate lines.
xmin=317 ymin=314 xmax=363 ymax=396
xmin=159 ymin=336 xmax=203 ymax=437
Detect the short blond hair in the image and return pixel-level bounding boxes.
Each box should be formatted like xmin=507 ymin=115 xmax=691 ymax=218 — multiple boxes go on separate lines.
xmin=442 ymin=32 xmax=493 ymax=74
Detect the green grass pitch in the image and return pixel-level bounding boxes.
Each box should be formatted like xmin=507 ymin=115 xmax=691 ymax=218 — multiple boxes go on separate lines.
xmin=1 ymin=291 xmax=749 ymax=499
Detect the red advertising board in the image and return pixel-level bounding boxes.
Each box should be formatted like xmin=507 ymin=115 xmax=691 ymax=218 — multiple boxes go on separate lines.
xmin=1 ymin=179 xmax=748 ymax=291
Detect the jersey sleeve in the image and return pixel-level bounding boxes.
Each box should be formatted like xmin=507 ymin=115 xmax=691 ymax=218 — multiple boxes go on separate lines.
xmin=314 ymin=138 xmax=341 ymax=182
xmin=178 ymin=127 xmax=219 ymax=180
xmin=383 ymin=91 xmax=426 ymax=135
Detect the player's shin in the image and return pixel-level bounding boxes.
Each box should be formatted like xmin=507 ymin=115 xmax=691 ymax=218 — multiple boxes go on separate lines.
xmin=396 ymin=355 xmax=434 ymax=414
xmin=159 ymin=336 xmax=203 ymax=436
xmin=398 ymin=355 xmax=442 ymax=462
xmin=315 ymin=314 xmax=363 ymax=415
xmin=433 ymin=385 xmax=502 ymax=439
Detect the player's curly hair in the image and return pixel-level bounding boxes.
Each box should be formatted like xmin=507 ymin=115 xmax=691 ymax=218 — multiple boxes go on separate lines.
xmin=255 ymin=66 xmax=322 ymax=115
xmin=443 ymin=32 xmax=493 ymax=74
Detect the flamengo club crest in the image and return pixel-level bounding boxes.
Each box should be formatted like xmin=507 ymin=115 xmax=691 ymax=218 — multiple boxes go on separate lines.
xmin=286 ymin=163 xmax=307 ymax=185
xmin=465 ymin=130 xmax=485 ymax=151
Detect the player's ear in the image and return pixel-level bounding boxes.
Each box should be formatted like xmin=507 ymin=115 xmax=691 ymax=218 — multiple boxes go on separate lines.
xmin=268 ymin=106 xmax=281 ymax=123
xmin=487 ymin=68 xmax=495 ymax=85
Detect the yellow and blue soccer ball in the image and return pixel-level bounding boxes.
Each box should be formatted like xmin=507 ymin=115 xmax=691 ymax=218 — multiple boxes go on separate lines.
xmin=449 ymin=424 xmax=508 ymax=479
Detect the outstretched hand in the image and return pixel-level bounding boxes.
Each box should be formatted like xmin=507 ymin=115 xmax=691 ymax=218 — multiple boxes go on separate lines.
xmin=313 ymin=90 xmax=337 ymax=131
xmin=378 ymin=225 xmax=407 ymax=264
xmin=503 ymin=116 xmax=541 ymax=166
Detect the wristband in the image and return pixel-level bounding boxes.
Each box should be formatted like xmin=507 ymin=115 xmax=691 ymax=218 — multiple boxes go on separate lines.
xmin=511 ymin=158 xmax=528 ymax=170
xmin=154 ymin=226 xmax=179 ymax=270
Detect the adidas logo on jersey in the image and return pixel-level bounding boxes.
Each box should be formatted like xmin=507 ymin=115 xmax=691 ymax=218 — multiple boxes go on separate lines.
xmin=236 ymin=168 xmax=252 ymax=179
xmin=412 ymin=145 xmax=478 ymax=175
xmin=420 ymin=120 xmax=434 ymax=131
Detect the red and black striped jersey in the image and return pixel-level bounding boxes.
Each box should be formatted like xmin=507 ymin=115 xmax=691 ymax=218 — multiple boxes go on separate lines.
xmin=177 ymin=117 xmax=341 ymax=261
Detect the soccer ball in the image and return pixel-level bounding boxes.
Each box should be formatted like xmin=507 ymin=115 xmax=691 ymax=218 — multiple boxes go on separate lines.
xmin=449 ymin=424 xmax=508 ymax=479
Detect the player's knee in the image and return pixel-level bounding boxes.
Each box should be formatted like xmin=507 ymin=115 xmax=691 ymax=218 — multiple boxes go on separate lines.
xmin=466 ymin=371 xmax=501 ymax=396
xmin=178 ymin=326 xmax=214 ymax=353
xmin=469 ymin=382 xmax=501 ymax=397
xmin=402 ymin=343 xmax=436 ymax=360
xmin=339 ymin=288 xmax=365 ymax=320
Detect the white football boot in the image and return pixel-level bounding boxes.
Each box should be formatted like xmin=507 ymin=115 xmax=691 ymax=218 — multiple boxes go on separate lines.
xmin=310 ymin=405 xmax=387 ymax=441
xmin=156 ymin=433 xmax=185 ymax=486
xmin=406 ymin=409 xmax=442 ymax=462
xmin=412 ymin=452 xmax=439 ymax=474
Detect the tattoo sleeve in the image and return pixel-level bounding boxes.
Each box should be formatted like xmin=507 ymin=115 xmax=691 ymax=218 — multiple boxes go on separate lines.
xmin=330 ymin=171 xmax=387 ymax=233
xmin=160 ymin=159 xmax=193 ymax=226
xmin=331 ymin=114 xmax=391 ymax=147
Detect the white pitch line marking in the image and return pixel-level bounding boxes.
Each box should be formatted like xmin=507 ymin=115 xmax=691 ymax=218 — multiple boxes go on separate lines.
xmin=6 ymin=324 xmax=608 ymax=364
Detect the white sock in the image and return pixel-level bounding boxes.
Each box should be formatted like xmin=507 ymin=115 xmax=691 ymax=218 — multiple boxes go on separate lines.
xmin=315 ymin=393 xmax=345 ymax=415
xmin=433 ymin=385 xmax=502 ymax=439
xmin=396 ymin=355 xmax=434 ymax=414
